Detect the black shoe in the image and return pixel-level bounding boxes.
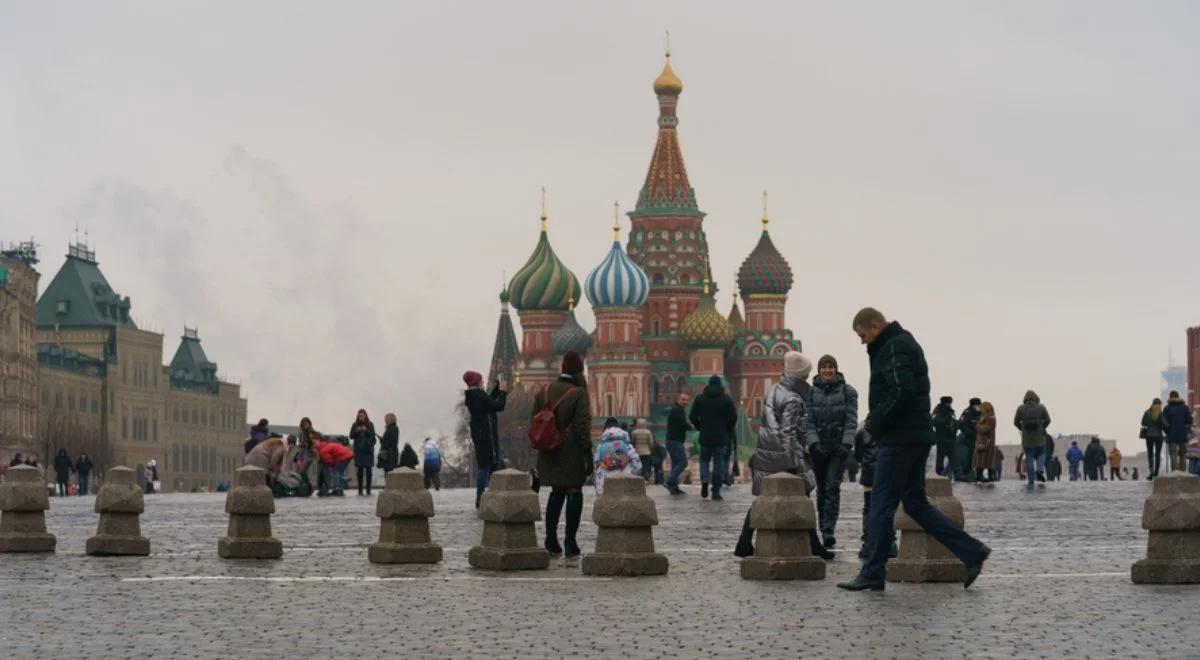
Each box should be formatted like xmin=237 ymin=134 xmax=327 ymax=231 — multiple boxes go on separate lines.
xmin=1035 ymin=471 xmax=1046 ymax=483
xmin=823 ymin=536 xmax=837 ymax=550
xmin=670 ymin=486 xmax=685 ymax=495
xmin=837 ymin=576 xmax=885 ymax=592
xmin=544 ymin=538 xmax=563 ymax=557
xmin=317 ymin=490 xmax=329 ymax=497
xmin=711 ymin=491 xmax=723 ymax=501
xmin=701 ymin=483 xmax=709 ymax=499
xmin=564 ymin=540 xmax=581 ymax=558
xmin=964 ymin=545 xmax=991 ymax=589
xmin=857 ymin=545 xmax=869 ymax=559
xmin=888 ymin=541 xmax=899 ymax=559
xmin=814 ymin=546 xmax=835 ymax=561
xmin=734 ymin=540 xmax=754 ymax=558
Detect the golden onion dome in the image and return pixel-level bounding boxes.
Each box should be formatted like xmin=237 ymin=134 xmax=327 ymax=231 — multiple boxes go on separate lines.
xmin=681 ymin=288 xmax=735 ymax=349
xmin=653 ymin=55 xmax=683 ymax=96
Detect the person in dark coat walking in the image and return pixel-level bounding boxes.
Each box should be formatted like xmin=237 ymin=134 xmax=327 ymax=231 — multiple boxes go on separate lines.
xmin=464 ymin=370 xmax=507 ymax=508
xmin=931 ymin=396 xmax=956 ymax=477
xmin=838 ymin=308 xmax=990 ymax=592
xmin=689 ymin=375 xmax=738 ymax=501
xmin=957 ymin=400 xmax=982 ymax=481
xmin=1162 ymin=391 xmax=1194 ymax=473
xmin=1083 ymin=436 xmax=1106 ymax=481
xmin=75 ymin=453 xmax=94 ymax=495
xmin=805 ymin=354 xmax=859 ymax=549
xmin=854 ymin=428 xmax=899 ymax=559
xmin=53 ymin=449 xmax=73 ymax=497
xmin=377 ymin=413 xmax=400 ymax=474
xmin=532 ymin=351 xmax=592 ymax=558
xmin=664 ymin=393 xmax=692 ymax=495
xmin=349 ymin=409 xmax=376 ymax=495
xmin=1140 ymin=398 xmax=1166 ymax=479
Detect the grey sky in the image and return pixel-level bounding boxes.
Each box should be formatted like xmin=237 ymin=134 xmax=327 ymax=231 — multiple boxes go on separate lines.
xmin=3 ymin=2 xmax=1197 ymax=451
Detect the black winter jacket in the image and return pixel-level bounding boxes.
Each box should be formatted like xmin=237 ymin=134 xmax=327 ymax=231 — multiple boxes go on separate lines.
xmin=863 ymin=322 xmax=934 ymax=446
xmin=53 ymin=454 xmax=72 ymax=482
xmin=398 ymin=444 xmax=419 ymax=469
xmin=1163 ymin=399 xmax=1194 ymax=445
xmin=688 ymin=383 xmax=738 ymax=449
xmin=378 ymin=424 xmax=399 ymax=470
xmin=666 ymin=404 xmax=691 ymax=443
xmin=465 ymin=385 xmax=508 ymax=470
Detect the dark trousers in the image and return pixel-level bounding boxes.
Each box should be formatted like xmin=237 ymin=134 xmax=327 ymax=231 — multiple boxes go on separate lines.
xmin=934 ymin=440 xmax=954 ymax=476
xmin=639 ymin=455 xmax=653 ymax=481
xmin=1109 ymin=467 xmax=1122 ymax=480
xmin=1167 ymin=443 xmax=1188 ymax=473
xmin=957 ymin=436 xmax=976 ymax=479
xmin=424 ymin=469 xmax=441 ymax=490
xmin=860 ymin=444 xmax=987 ymax=582
xmin=666 ymin=441 xmax=688 ymax=488
xmin=56 ymin=480 xmax=68 ymax=497
xmin=356 ymin=465 xmax=373 ymax=494
xmin=78 ymin=474 xmax=89 ymax=495
xmin=544 ymin=487 xmax=583 ymax=552
xmin=1145 ymin=438 xmax=1163 ymax=475
xmin=810 ymin=447 xmax=846 ymax=540
xmin=475 ymin=467 xmax=494 ymax=508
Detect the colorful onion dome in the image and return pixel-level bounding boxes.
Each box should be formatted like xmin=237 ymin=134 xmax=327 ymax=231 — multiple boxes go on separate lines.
xmin=736 ymin=204 xmax=793 ymax=296
xmin=681 ymin=285 xmax=735 ymax=349
xmin=653 ymin=54 xmax=683 ymax=96
xmin=552 ymin=302 xmax=592 ymax=356
xmin=499 ymin=288 xmax=510 ymax=304
xmin=585 ymin=238 xmax=650 ymax=308
xmin=508 ymin=222 xmax=581 ymax=312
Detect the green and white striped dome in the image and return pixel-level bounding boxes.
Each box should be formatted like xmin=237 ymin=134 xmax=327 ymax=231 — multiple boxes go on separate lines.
xmin=508 ymin=229 xmax=581 ymax=312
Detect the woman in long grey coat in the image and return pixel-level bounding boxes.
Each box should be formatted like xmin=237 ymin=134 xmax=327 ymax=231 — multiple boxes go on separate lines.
xmin=734 ymin=352 xmax=833 ymax=560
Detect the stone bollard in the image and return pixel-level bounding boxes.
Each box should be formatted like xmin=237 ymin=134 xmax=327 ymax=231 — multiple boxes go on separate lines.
xmin=86 ymin=466 xmax=150 ymax=556
xmin=1131 ymin=472 xmax=1200 ymax=584
xmin=468 ymin=469 xmax=549 ymax=570
xmin=217 ymin=466 xmax=282 ymax=559
xmin=740 ymin=473 xmax=825 ymax=580
xmin=887 ymin=475 xmax=966 ymax=583
xmin=0 ymin=465 xmax=56 ymax=553
xmin=369 ymin=468 xmax=442 ymax=564
xmin=582 ymin=473 xmax=668 ymax=576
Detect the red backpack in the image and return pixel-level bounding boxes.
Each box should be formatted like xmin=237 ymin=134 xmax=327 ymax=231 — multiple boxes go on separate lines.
xmin=529 ymin=385 xmax=577 ymax=451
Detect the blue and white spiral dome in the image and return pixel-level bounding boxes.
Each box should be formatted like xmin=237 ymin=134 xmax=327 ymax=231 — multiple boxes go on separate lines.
xmin=584 ymin=241 xmax=650 ymax=308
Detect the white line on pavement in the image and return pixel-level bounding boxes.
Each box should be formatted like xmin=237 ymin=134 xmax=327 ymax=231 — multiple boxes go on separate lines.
xmin=122 ymin=575 xmax=613 ymax=583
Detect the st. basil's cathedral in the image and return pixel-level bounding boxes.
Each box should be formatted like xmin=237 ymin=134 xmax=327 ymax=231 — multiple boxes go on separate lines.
xmin=488 ymin=53 xmax=800 ymax=438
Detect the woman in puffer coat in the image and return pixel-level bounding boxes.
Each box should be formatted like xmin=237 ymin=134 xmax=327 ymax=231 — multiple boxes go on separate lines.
xmin=734 ymin=352 xmax=833 ymax=560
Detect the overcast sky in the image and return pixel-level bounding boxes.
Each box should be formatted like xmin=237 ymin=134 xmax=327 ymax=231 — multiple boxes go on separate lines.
xmin=3 ymin=2 xmax=1197 ymax=451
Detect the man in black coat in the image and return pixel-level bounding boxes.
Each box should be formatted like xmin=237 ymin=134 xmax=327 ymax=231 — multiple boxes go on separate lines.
xmin=464 ymin=370 xmax=507 ymax=509
xmin=688 ymin=375 xmax=738 ymax=501
xmin=664 ymin=393 xmax=692 ymax=495
xmin=838 ymin=308 xmax=990 ymax=592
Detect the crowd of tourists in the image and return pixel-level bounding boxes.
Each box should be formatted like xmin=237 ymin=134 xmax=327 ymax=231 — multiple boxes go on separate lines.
xmin=241 ymin=413 xmax=443 ymax=498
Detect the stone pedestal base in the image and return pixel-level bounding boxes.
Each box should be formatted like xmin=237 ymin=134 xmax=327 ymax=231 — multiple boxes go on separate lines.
xmin=740 ymin=556 xmax=826 ymax=580
xmin=86 ymin=534 xmax=150 ymax=556
xmin=0 ymin=532 xmax=56 ymax=553
xmin=218 ymin=536 xmax=283 ymax=559
xmin=582 ymin=552 xmax=668 ymax=576
xmin=468 ymin=544 xmax=550 ymax=571
xmin=887 ymin=532 xmax=966 ymax=583
xmin=1132 ymin=529 xmax=1200 ymax=584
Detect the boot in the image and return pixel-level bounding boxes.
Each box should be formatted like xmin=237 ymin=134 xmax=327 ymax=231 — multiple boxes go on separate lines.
xmin=366 ymin=471 xmax=373 ymax=495
xmin=734 ymin=512 xmax=755 ymax=558
xmin=701 ymin=483 xmax=709 ymax=499
xmin=564 ymin=491 xmax=583 ymax=558
xmin=544 ymin=491 xmax=565 ymax=556
xmin=809 ymin=530 xmax=835 ymax=560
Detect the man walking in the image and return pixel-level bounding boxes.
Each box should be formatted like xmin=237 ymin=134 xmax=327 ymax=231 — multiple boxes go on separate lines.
xmin=664 ymin=393 xmax=692 ymax=495
xmin=931 ymin=396 xmax=957 ymax=477
xmin=957 ymin=399 xmax=982 ymax=481
xmin=1163 ymin=390 xmax=1194 ymax=473
xmin=1014 ymin=391 xmax=1051 ymax=489
xmin=689 ymin=375 xmax=738 ymax=501
xmin=837 ymin=308 xmax=990 ymax=592
xmin=1066 ymin=441 xmax=1083 ymax=480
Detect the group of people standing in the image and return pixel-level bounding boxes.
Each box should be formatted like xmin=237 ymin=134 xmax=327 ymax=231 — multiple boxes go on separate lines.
xmin=4 ymin=451 xmax=94 ymax=496
xmin=1140 ymin=393 xmax=1198 ymax=477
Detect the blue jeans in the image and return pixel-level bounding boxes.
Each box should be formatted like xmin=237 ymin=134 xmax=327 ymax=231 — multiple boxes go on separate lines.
xmin=1024 ymin=446 xmax=1044 ymax=487
xmin=860 ymin=444 xmax=988 ymax=582
xmin=78 ymin=474 xmax=89 ymax=495
xmin=326 ymin=460 xmax=350 ymax=491
xmin=476 ymin=467 xmax=493 ymax=506
xmin=666 ymin=441 xmax=688 ymax=488
xmin=1068 ymin=463 xmax=1080 ymax=480
xmin=698 ymin=445 xmax=728 ymax=492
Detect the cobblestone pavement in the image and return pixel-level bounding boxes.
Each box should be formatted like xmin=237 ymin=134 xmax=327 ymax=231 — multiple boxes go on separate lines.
xmin=0 ymin=478 xmax=1195 ymax=659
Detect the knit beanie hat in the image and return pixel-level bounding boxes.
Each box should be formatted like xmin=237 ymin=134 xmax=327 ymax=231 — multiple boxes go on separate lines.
xmin=784 ymin=351 xmax=813 ymax=380
xmin=462 ymin=370 xmax=483 ymax=387
xmin=561 ymin=351 xmax=584 ymax=376
xmin=969 ymin=397 xmax=981 ymax=406
xmin=708 ymin=374 xmax=723 ymax=387
xmin=817 ymin=354 xmax=838 ymax=371
xmin=940 ymin=396 xmax=953 ymax=405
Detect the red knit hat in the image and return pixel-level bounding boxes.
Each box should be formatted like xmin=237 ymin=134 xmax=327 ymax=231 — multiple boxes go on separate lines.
xmin=561 ymin=351 xmax=584 ymax=376
xmin=462 ymin=370 xmax=483 ymax=387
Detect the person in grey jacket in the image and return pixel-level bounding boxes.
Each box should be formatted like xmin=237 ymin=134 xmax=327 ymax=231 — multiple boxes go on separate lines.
xmin=805 ymin=354 xmax=859 ymax=550
xmin=734 ymin=352 xmax=834 ymax=560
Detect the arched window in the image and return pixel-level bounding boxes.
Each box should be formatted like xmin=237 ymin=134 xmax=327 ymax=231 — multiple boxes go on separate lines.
xmin=649 ymin=377 xmax=660 ymax=405
xmin=651 ymin=316 xmax=661 ymax=336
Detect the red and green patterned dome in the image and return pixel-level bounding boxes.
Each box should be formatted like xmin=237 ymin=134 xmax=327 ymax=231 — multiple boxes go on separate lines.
xmin=737 ymin=223 xmax=793 ymax=296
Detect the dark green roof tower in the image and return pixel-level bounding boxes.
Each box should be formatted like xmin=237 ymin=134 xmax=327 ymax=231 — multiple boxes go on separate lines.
xmin=169 ymin=327 xmax=219 ymax=393
xmin=36 ymin=243 xmax=135 ymax=329
xmin=488 ymin=289 xmax=520 ymax=388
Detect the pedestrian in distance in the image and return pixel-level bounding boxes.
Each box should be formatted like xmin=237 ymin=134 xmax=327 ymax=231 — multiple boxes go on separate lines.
xmin=422 ymin=438 xmax=443 ymax=490
xmin=593 ymin=418 xmax=641 ymax=496
xmin=463 ymin=370 xmax=507 ymax=509
xmin=1083 ymin=437 xmax=1106 ymax=481
xmin=1140 ymin=398 xmax=1166 ymax=479
xmin=245 ymin=418 xmax=270 ymax=455
xmin=837 ymin=308 xmax=990 ymax=592
xmin=53 ymin=449 xmax=72 ymax=497
xmin=630 ymin=418 xmax=654 ymax=482
xmin=349 ymin=409 xmax=376 ymax=496
xmin=663 ymin=393 xmax=692 ymax=495
xmin=1066 ymin=441 xmax=1083 ymax=480
xmin=957 ymin=399 xmax=982 ymax=482
xmin=805 ymin=354 xmax=858 ymax=550
xmin=1162 ymin=390 xmax=1194 ymax=473
xmin=931 ymin=396 xmax=957 ymax=477
xmin=735 ymin=351 xmax=834 ymax=561
xmin=75 ymin=453 xmax=94 ymax=495
xmin=398 ymin=442 xmax=419 ymax=470
xmin=1014 ymin=391 xmax=1051 ymax=489
xmin=972 ymin=402 xmax=998 ymax=484
xmin=1108 ymin=446 xmax=1123 ymax=480
xmin=532 ymin=350 xmax=592 ymax=559
xmin=689 ymin=374 xmax=739 ymax=501
xmin=314 ymin=436 xmax=353 ymax=497
xmin=377 ymin=413 xmax=400 ymax=475
xmin=8 ymin=453 xmax=22 ymax=468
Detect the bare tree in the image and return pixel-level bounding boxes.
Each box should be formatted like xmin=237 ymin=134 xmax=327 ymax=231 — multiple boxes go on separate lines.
xmin=497 ymin=385 xmax=535 ymax=471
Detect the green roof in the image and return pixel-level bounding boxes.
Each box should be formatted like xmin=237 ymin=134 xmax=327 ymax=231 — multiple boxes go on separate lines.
xmin=169 ymin=328 xmax=219 ymax=393
xmin=35 ymin=245 xmax=135 ymax=329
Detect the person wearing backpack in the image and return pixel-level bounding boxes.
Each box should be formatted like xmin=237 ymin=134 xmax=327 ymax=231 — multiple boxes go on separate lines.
xmin=689 ymin=375 xmax=739 ymax=501
xmin=1013 ymin=391 xmax=1051 ymax=489
xmin=464 ymin=370 xmax=507 ymax=509
xmin=422 ymin=438 xmax=443 ymax=490
xmin=531 ymin=351 xmax=592 ymax=558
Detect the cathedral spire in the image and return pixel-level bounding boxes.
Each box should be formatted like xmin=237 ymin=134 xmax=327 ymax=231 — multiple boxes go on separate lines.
xmin=635 ymin=51 xmax=700 ymax=216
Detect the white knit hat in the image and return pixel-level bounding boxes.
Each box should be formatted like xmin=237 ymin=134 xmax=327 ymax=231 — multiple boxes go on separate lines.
xmin=784 ymin=351 xmax=812 ymax=379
